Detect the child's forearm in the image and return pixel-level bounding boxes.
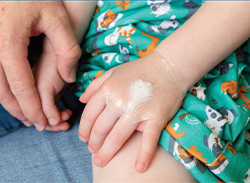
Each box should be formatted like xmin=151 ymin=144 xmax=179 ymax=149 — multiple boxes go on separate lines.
xmin=63 ymin=1 xmax=97 ymax=43
xmin=155 ymin=2 xmax=250 ymax=90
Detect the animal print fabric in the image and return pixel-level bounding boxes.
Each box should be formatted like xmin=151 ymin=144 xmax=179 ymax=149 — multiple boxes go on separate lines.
xmin=72 ymin=1 xmax=250 ymax=182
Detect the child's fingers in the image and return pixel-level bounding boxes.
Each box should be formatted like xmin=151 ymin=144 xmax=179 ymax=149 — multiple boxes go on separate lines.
xmin=43 ymin=109 xmax=72 ymax=132
xmin=87 ymin=106 xmax=121 ymax=153
xmin=78 ymin=96 xmax=106 ymax=142
xmin=79 ymin=68 xmax=114 ymax=103
xmin=135 ymin=119 xmax=165 ymax=172
xmin=92 ymin=118 xmax=138 ymax=167
xmin=60 ymin=109 xmax=72 ymax=122
xmin=45 ymin=121 xmax=70 ymax=132
xmin=39 ymin=90 xmax=61 ymax=126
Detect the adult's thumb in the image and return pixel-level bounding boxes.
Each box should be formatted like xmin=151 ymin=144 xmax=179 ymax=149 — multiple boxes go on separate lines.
xmin=43 ymin=5 xmax=81 ymax=83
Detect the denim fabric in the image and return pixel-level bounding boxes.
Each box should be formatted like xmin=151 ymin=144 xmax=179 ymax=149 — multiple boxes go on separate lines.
xmin=0 ymin=90 xmax=93 ymax=183
xmin=0 ymin=104 xmax=24 ymax=138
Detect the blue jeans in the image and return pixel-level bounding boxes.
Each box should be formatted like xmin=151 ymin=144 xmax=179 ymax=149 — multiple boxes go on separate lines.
xmin=0 ymin=90 xmax=93 ymax=182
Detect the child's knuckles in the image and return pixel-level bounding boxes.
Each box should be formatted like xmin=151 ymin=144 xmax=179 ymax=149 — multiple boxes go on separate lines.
xmin=79 ymin=125 xmax=89 ymax=136
xmin=93 ymin=123 xmax=107 ymax=136
xmin=88 ymin=141 xmax=101 ymax=152
xmin=144 ymin=133 xmax=158 ymax=144
xmin=109 ymin=130 xmax=123 ymax=145
xmin=101 ymin=79 xmax=117 ymax=93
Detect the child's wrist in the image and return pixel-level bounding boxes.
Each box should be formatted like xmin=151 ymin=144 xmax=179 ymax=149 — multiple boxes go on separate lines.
xmin=151 ymin=51 xmax=192 ymax=93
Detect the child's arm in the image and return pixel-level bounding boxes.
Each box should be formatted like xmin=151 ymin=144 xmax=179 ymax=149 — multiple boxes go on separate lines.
xmin=155 ymin=2 xmax=250 ymax=89
xmin=78 ymin=1 xmax=250 ymax=172
xmin=63 ymin=1 xmax=97 ymax=43
xmin=32 ymin=1 xmax=97 ymax=131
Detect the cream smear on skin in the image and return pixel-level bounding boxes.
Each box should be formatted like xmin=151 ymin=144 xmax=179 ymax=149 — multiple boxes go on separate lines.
xmin=121 ymin=79 xmax=154 ymax=124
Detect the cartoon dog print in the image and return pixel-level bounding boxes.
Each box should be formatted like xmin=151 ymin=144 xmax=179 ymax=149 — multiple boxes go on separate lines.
xmin=165 ymin=120 xmax=185 ymax=140
xmin=203 ymin=60 xmax=233 ymax=87
xmin=244 ymin=169 xmax=250 ymax=183
xmin=115 ymin=54 xmax=131 ymax=63
xmin=119 ymin=44 xmax=129 ymax=54
xmin=239 ymin=85 xmax=250 ymax=109
xmin=203 ymin=133 xmax=229 ymax=174
xmin=189 ymin=83 xmax=206 ymax=101
xmin=104 ymin=25 xmax=137 ymax=46
xmin=91 ymin=32 xmax=104 ymax=52
xmin=205 ymin=106 xmax=227 ymax=136
xmin=203 ymin=78 xmax=215 ymax=88
xmin=102 ymin=53 xmax=117 ymax=65
xmin=95 ymin=9 xmax=123 ymax=32
xmin=94 ymin=0 xmax=104 ymax=14
xmin=115 ymin=0 xmax=130 ymax=10
xmin=135 ymin=32 xmax=160 ymax=57
xmin=214 ymin=60 xmax=233 ymax=76
xmin=148 ymin=1 xmax=171 ymax=17
xmin=217 ymin=107 xmax=238 ymax=125
xmin=204 ymin=133 xmax=223 ymax=158
xmin=183 ymin=0 xmax=200 ymax=19
xmin=88 ymin=70 xmax=105 ymax=81
xmin=221 ymin=80 xmax=238 ymax=99
xmin=147 ymin=19 xmax=179 ymax=34
xmin=168 ymin=136 xmax=206 ymax=173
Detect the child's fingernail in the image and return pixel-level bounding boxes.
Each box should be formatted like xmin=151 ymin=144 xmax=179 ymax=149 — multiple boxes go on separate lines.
xmin=79 ymin=136 xmax=88 ymax=142
xmin=88 ymin=146 xmax=96 ymax=154
xmin=135 ymin=161 xmax=145 ymax=172
xmin=22 ymin=120 xmax=32 ymax=127
xmin=94 ymin=158 xmax=103 ymax=167
xmin=49 ymin=118 xmax=58 ymax=126
xmin=34 ymin=123 xmax=45 ymax=131
xmin=69 ymin=68 xmax=76 ymax=82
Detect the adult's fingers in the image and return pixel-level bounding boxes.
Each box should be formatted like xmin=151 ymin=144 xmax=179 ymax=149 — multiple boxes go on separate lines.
xmin=0 ymin=46 xmax=47 ymax=131
xmin=42 ymin=3 xmax=81 ymax=83
xmin=135 ymin=119 xmax=165 ymax=172
xmin=0 ymin=64 xmax=32 ymax=126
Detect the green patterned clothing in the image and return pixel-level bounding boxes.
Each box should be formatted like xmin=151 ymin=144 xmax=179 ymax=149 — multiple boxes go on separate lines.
xmin=72 ymin=1 xmax=250 ymax=182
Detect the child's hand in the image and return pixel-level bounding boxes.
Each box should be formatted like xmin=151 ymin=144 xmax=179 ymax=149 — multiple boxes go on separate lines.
xmin=32 ymin=37 xmax=72 ymax=131
xmin=78 ymin=51 xmax=188 ymax=172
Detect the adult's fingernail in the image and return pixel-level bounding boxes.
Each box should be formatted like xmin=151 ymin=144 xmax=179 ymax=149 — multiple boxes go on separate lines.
xmin=69 ymin=68 xmax=76 ymax=82
xmin=94 ymin=158 xmax=103 ymax=167
xmin=48 ymin=118 xmax=58 ymax=126
xmin=34 ymin=123 xmax=45 ymax=131
xmin=135 ymin=161 xmax=145 ymax=172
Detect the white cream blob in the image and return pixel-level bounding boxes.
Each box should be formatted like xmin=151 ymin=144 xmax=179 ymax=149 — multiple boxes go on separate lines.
xmin=127 ymin=79 xmax=154 ymax=112
xmin=121 ymin=79 xmax=154 ymax=124
xmin=96 ymin=79 xmax=154 ymax=124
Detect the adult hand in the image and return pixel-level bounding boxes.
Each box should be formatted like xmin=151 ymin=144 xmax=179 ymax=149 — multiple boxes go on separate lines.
xmin=0 ymin=2 xmax=81 ymax=130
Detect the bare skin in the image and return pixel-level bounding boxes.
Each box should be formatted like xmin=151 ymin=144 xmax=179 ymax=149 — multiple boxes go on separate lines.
xmin=31 ymin=2 xmax=97 ymax=131
xmin=0 ymin=2 xmax=81 ymax=131
xmin=93 ymin=131 xmax=198 ymax=183
xmin=80 ymin=1 xmax=250 ymax=173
